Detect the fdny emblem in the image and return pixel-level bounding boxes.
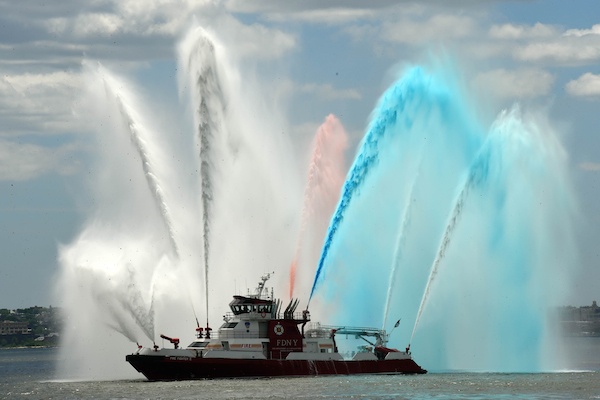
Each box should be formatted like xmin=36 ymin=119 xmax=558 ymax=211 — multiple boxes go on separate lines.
xmin=274 ymin=323 xmax=284 ymax=335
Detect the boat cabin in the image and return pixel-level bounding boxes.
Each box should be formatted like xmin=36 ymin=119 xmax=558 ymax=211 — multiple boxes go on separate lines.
xmin=180 ymin=274 xmax=408 ymax=362
xmin=229 ymin=295 xmax=274 ymax=317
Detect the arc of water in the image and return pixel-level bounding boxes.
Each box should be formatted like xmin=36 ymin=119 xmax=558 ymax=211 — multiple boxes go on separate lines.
xmin=308 ymin=129 xmax=387 ymax=305
xmin=106 ymin=85 xmax=180 ymax=259
xmin=289 ymin=141 xmax=321 ymax=299
xmin=183 ymin=30 xmax=227 ymax=325
xmin=382 ymin=154 xmax=424 ymax=330
xmin=105 ymin=322 xmax=138 ymax=344
xmin=122 ymin=265 xmax=155 ymax=340
xmin=410 ymin=146 xmax=491 ymax=343
xmin=199 ymin=97 xmax=213 ymax=326
xmin=308 ymin=68 xmax=433 ymax=306
xmin=89 ymin=263 xmax=155 ymax=342
xmin=289 ymin=115 xmax=347 ymax=299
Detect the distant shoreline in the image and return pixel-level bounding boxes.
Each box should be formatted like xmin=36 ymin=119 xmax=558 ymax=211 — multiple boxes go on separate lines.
xmin=0 ymin=345 xmax=59 ymax=350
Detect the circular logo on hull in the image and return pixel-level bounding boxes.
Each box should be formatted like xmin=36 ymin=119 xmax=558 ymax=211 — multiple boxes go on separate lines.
xmin=274 ymin=324 xmax=284 ymax=335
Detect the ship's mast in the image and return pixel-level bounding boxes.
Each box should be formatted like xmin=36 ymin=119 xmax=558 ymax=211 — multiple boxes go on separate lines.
xmin=254 ymin=272 xmax=273 ymax=299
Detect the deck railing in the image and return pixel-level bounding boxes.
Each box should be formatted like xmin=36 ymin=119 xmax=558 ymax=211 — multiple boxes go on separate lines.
xmin=202 ymin=331 xmax=263 ymax=340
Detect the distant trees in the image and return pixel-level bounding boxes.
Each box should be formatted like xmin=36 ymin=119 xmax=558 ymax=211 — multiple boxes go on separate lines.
xmin=0 ymin=306 xmax=62 ymax=347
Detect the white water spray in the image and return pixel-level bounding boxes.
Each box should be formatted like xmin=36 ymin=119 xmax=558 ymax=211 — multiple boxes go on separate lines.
xmin=58 ymin=25 xmax=299 ymax=379
xmin=179 ymin=28 xmax=228 ymax=325
xmin=382 ymin=159 xmax=421 ymax=330
xmin=110 ymin=87 xmax=180 ymax=258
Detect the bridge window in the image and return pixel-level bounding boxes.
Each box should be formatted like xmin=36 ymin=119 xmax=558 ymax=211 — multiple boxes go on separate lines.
xmin=257 ymin=304 xmax=272 ymax=313
xmin=230 ymin=302 xmax=273 ymax=315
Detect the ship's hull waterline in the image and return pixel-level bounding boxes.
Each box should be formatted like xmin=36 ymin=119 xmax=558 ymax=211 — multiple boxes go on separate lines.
xmin=126 ymin=354 xmax=427 ymax=380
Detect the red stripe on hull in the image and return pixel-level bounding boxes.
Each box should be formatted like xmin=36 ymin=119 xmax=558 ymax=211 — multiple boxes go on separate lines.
xmin=126 ymin=355 xmax=427 ymax=381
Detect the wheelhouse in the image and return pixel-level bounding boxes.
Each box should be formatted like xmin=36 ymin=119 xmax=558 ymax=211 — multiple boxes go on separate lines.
xmin=229 ymin=296 xmax=274 ymax=316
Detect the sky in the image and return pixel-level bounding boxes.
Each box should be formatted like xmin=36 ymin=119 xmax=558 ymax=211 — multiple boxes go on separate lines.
xmin=0 ymin=0 xmax=599 ymax=309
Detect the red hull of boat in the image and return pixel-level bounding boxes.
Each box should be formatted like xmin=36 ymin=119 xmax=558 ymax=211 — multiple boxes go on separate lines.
xmin=126 ymin=354 xmax=427 ymax=381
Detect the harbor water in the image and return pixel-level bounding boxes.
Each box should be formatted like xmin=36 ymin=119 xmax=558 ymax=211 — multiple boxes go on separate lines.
xmin=2 ymin=338 xmax=600 ymax=399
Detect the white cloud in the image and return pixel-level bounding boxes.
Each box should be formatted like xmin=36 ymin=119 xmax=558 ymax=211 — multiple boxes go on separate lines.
xmin=213 ymin=17 xmax=297 ymax=60
xmin=42 ymin=0 xmax=218 ymax=38
xmin=48 ymin=13 xmax=124 ymax=37
xmin=486 ymin=23 xmax=600 ymax=66
xmin=515 ymin=41 xmax=600 ymax=64
xmin=0 ymin=139 xmax=79 ymax=181
xmin=44 ymin=9 xmax=182 ymax=38
xmin=3 ymin=1 xmax=218 ymax=74
xmin=75 ymin=13 xmax=124 ymax=36
xmin=0 ymin=71 xmax=83 ymax=136
xmin=337 ymin=16 xmax=600 ymax=69
xmin=224 ymin=0 xmax=397 ymax=15
xmin=564 ymin=24 xmax=600 ymax=37
xmin=489 ymin=23 xmax=557 ymax=40
xmin=224 ymin=0 xmax=526 ymax=15
xmin=36 ymin=3 xmax=296 ymax=65
xmin=565 ymin=73 xmax=600 ymax=98
xmin=264 ymin=8 xmax=377 ymax=24
xmin=473 ymin=68 xmax=555 ymax=100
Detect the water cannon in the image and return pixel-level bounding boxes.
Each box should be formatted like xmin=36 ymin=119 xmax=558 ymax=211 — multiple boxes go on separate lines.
xmin=160 ymin=334 xmax=180 ymax=349
xmin=300 ymin=308 xmax=311 ymax=338
xmin=205 ymin=326 xmax=212 ymax=339
xmin=196 ymin=327 xmax=204 ymax=338
xmin=302 ymin=309 xmax=310 ymax=321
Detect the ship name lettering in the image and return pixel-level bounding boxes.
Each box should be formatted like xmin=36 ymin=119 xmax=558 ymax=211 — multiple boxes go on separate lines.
xmin=276 ymin=339 xmax=299 ymax=347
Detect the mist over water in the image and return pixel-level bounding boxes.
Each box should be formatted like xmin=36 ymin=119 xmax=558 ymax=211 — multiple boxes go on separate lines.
xmin=57 ymin=24 xmax=577 ymax=378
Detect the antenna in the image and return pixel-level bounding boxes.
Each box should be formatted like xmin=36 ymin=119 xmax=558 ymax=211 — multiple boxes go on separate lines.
xmin=256 ymin=272 xmax=273 ymax=298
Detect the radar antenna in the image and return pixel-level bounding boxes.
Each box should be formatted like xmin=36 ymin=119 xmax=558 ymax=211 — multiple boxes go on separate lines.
xmin=254 ymin=272 xmax=274 ymax=299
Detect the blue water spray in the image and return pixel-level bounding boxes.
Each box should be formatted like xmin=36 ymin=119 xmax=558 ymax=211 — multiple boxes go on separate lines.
xmin=308 ymin=67 xmax=437 ymax=304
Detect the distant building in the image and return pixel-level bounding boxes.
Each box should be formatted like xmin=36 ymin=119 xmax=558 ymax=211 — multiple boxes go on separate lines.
xmin=0 ymin=321 xmax=28 ymax=335
xmin=558 ymin=301 xmax=600 ymax=336
xmin=560 ymin=301 xmax=600 ymax=321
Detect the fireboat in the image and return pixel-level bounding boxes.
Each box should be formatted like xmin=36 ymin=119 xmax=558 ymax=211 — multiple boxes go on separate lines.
xmin=126 ymin=274 xmax=427 ymax=380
